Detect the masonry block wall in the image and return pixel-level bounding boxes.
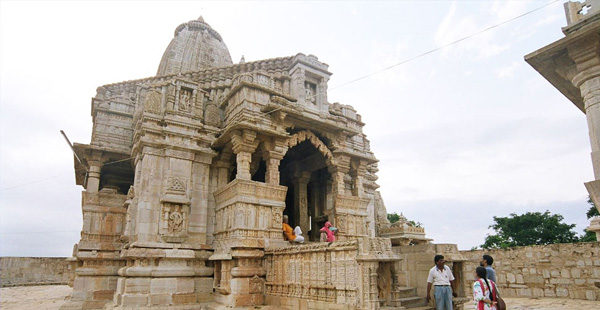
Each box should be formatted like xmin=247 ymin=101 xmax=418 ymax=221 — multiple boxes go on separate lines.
xmin=460 ymin=242 xmax=600 ymax=301
xmin=0 ymin=257 xmax=71 ymax=287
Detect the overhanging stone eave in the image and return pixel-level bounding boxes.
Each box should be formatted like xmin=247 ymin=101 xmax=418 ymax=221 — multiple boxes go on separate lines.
xmin=524 ymin=21 xmax=600 ymax=114
xmin=525 ymin=44 xmax=583 ymax=113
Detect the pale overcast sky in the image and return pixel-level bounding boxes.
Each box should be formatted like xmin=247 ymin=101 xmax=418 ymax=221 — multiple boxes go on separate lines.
xmin=0 ymin=0 xmax=593 ymax=256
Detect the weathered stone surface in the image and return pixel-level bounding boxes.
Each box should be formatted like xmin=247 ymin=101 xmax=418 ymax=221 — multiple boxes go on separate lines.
xmin=0 ymin=257 xmax=71 ymax=287
xmin=61 ymin=14 xmax=418 ymax=310
xmin=461 ymin=243 xmax=600 ymax=301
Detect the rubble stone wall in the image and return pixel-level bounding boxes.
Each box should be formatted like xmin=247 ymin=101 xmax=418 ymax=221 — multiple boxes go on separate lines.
xmin=0 ymin=257 xmax=71 ymax=287
xmin=460 ymin=242 xmax=600 ymax=301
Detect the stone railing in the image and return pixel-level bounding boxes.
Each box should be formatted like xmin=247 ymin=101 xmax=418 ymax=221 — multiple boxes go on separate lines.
xmin=264 ymin=240 xmax=361 ymax=307
xmin=460 ymin=242 xmax=600 ymax=301
xmin=264 ymin=237 xmax=400 ymax=309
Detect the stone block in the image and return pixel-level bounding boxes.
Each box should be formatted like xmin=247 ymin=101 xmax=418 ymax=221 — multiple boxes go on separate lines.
xmin=150 ymin=278 xmax=177 ymax=294
xmin=523 ymin=274 xmax=544 ymax=284
xmin=124 ymin=278 xmax=150 ymax=294
xmin=173 ymin=293 xmax=196 ymax=304
xmin=556 ymin=287 xmax=569 ymax=297
xmin=585 ymin=290 xmax=597 ymax=300
xmin=230 ymin=278 xmax=250 ymax=294
xmin=176 ymin=278 xmax=195 ymax=294
xmin=150 ymin=293 xmax=172 ymax=305
xmin=544 ymin=288 xmax=556 ymax=297
xmin=197 ymin=292 xmax=213 ymax=302
xmin=532 ymin=288 xmax=544 ymax=297
xmin=195 ymin=277 xmax=213 ymax=293
xmin=542 ymin=269 xmax=550 ymax=278
xmin=549 ymin=278 xmax=570 ymax=285
xmin=516 ymin=274 xmax=524 ymax=284
xmin=571 ymin=268 xmax=581 ymax=278
xmin=517 ymin=288 xmax=532 ymax=297
xmin=506 ymin=273 xmax=515 ymax=283
xmin=92 ymin=290 xmax=115 ymax=300
xmin=265 ymin=295 xmax=281 ymax=306
xmin=561 ymin=269 xmax=571 ymax=278
xmin=121 ymin=294 xmax=148 ymax=306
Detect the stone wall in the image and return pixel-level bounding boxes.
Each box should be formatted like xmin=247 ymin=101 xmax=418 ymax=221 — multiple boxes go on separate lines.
xmin=0 ymin=257 xmax=72 ymax=287
xmin=460 ymin=242 xmax=600 ymax=301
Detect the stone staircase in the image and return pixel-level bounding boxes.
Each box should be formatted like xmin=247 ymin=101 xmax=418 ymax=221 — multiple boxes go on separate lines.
xmin=381 ymin=286 xmax=434 ymax=310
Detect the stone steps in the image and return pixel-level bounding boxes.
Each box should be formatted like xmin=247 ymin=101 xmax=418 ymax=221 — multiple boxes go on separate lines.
xmin=393 ymin=286 xmax=417 ymax=298
xmin=385 ymin=285 xmax=432 ymax=309
xmin=381 ymin=306 xmax=434 ymax=310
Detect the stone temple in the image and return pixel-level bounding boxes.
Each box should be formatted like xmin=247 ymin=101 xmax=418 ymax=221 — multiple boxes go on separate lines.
xmin=62 ymin=16 xmax=448 ymax=310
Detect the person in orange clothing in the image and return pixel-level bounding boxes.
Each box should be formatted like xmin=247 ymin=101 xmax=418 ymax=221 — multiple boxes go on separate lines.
xmin=282 ymin=215 xmax=304 ymax=243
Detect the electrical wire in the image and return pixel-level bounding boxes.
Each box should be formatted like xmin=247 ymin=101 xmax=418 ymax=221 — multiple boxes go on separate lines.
xmin=0 ymin=0 xmax=562 ymax=191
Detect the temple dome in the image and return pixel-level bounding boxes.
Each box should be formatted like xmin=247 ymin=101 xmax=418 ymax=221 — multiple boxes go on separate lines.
xmin=157 ymin=16 xmax=233 ymax=75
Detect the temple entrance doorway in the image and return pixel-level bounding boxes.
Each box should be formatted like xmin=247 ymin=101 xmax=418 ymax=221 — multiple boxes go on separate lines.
xmin=280 ymin=139 xmax=332 ymax=242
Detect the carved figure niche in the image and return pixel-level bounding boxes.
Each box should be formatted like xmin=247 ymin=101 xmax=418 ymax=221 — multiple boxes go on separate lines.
xmin=304 ymin=81 xmax=317 ymax=105
xmin=159 ymin=202 xmax=189 ymax=243
xmin=176 ymin=87 xmax=194 ymax=112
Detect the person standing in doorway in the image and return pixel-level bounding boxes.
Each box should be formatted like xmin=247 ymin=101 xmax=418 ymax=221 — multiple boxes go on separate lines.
xmin=426 ymin=254 xmax=457 ymax=310
xmin=480 ymin=254 xmax=497 ymax=283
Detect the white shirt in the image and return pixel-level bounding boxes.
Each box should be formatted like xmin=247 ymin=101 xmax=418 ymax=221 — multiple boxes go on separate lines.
xmin=427 ymin=265 xmax=455 ymax=286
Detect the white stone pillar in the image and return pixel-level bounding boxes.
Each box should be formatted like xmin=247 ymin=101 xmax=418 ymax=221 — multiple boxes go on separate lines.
xmin=86 ymin=160 xmax=103 ymax=193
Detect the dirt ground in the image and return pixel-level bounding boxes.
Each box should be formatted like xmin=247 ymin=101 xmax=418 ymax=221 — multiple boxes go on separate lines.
xmin=1 ymin=285 xmax=598 ymax=310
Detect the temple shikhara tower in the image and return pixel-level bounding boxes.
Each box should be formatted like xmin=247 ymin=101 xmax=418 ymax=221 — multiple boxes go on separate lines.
xmin=62 ymin=16 xmax=442 ymax=310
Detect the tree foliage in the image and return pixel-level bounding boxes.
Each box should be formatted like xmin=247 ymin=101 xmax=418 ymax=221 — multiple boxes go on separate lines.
xmin=581 ymin=197 xmax=599 ymax=242
xmin=387 ymin=212 xmax=400 ymax=223
xmin=481 ymin=211 xmax=578 ymax=249
xmin=586 ymin=196 xmax=600 ymax=219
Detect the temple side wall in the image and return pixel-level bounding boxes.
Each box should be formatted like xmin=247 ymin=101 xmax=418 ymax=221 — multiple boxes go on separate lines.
xmin=0 ymin=257 xmax=71 ymax=287
xmin=460 ymin=242 xmax=600 ymax=301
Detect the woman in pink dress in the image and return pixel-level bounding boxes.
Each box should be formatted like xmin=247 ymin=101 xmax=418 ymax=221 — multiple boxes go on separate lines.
xmin=319 ymin=221 xmax=336 ymax=242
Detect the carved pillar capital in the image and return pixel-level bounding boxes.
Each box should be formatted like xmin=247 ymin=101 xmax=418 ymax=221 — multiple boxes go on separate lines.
xmin=328 ymin=154 xmax=351 ymax=195
xmin=231 ymin=129 xmax=259 ymax=154
xmin=261 ymin=137 xmax=288 ymax=185
xmin=230 ymin=130 xmax=259 ymax=181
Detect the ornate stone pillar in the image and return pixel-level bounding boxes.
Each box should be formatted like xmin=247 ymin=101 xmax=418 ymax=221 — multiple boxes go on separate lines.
xmin=570 ymin=36 xmax=600 ymax=179
xmin=262 ymin=138 xmax=288 ymax=185
xmin=568 ymin=36 xmax=600 ymax=236
xmin=292 ymin=172 xmax=311 ymax=235
xmin=231 ymin=130 xmax=259 ymax=181
xmin=329 ymin=154 xmax=351 ymax=196
xmin=351 ymin=159 xmax=368 ymax=198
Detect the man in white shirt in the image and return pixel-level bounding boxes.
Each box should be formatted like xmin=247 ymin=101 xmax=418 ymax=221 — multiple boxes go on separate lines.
xmin=426 ymin=255 xmax=457 ymax=310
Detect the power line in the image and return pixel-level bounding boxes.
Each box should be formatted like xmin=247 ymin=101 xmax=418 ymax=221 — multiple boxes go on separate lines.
xmin=328 ymin=0 xmax=561 ymax=91
xmin=0 ymin=230 xmax=80 ymax=235
xmin=1 ymin=0 xmax=561 ymax=191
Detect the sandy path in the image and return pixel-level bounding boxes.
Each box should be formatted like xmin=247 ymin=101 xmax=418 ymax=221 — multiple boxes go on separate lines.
xmin=1 ymin=285 xmax=599 ymax=310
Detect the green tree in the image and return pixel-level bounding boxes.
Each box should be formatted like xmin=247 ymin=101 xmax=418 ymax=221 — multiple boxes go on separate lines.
xmin=586 ymin=196 xmax=600 ymax=218
xmin=387 ymin=212 xmax=400 ymax=223
xmin=580 ymin=197 xmax=599 ymax=242
xmin=481 ymin=211 xmax=578 ymax=249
